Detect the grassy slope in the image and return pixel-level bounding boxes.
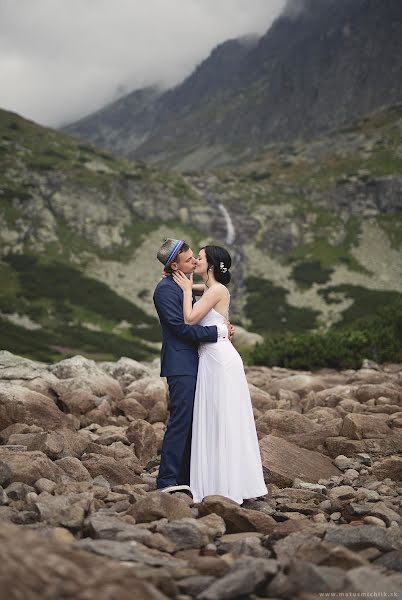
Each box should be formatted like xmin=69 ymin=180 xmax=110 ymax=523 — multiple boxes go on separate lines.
xmin=1 ymin=106 xmax=401 ymax=361
xmin=0 ymin=110 xmax=204 ymax=361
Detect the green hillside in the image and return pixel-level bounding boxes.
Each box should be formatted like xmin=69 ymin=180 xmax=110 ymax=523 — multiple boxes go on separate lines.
xmin=0 ymin=106 xmax=401 ymax=362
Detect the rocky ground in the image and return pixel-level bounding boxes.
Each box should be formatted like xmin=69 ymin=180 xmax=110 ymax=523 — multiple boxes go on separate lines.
xmin=0 ymin=350 xmax=401 ymax=599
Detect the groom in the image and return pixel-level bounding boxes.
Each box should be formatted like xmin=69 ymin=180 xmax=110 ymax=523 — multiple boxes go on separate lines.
xmin=153 ymin=238 xmax=232 ymax=494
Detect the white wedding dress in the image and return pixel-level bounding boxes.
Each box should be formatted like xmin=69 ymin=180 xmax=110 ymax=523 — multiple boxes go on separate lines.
xmin=190 ymin=297 xmax=268 ymax=504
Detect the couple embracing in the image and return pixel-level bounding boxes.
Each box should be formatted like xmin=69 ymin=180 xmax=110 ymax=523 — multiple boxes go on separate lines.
xmin=153 ymin=238 xmax=267 ymax=504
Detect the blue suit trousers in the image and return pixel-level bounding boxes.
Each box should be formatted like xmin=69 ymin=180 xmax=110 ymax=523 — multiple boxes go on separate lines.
xmin=156 ymin=375 xmax=197 ymax=489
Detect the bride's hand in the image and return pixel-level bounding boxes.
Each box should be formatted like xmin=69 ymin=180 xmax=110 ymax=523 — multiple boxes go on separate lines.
xmin=172 ymin=270 xmax=193 ymax=292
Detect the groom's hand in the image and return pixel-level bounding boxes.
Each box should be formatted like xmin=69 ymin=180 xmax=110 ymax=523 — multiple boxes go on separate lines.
xmin=227 ymin=321 xmax=235 ymax=340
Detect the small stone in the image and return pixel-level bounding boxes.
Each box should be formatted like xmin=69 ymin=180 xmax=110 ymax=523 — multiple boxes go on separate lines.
xmin=293 ymin=479 xmax=327 ymax=493
xmin=344 ymin=469 xmax=359 ymax=481
xmin=330 ymin=512 xmax=341 ymax=521
xmin=35 ymin=478 xmax=57 ymax=494
xmin=329 ymin=486 xmax=356 ymax=501
xmin=312 ymin=513 xmax=328 ymax=523
xmin=363 ymin=516 xmax=386 ymax=528
xmin=334 ymin=455 xmax=354 ymax=470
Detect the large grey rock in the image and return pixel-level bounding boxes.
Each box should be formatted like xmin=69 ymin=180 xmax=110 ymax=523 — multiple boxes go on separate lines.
xmin=177 ymin=575 xmax=216 ymax=597
xmin=35 ymin=491 xmax=91 ymax=528
xmin=75 ymin=538 xmax=185 ymax=569
xmin=373 ymin=456 xmax=402 ymax=481
xmin=325 ymin=525 xmax=401 ymax=552
xmin=51 ymin=356 xmax=123 ymax=403
xmin=130 ymin=491 xmax=192 ymax=523
xmin=199 ymin=558 xmax=278 ymax=600
xmin=0 ymin=521 xmax=165 ymax=599
xmin=0 ymin=449 xmax=66 ymax=485
xmin=55 ymin=457 xmax=93 ymax=482
xmin=126 ymin=420 xmax=158 ymax=464
xmin=0 ymin=384 xmax=72 ymax=431
xmin=259 ymin=434 xmax=341 ymax=486
xmin=340 ymin=413 xmax=392 ymax=439
xmin=86 ymin=513 xmax=175 ymax=552
xmin=20 ymin=430 xmax=89 ymax=460
xmin=158 ymin=518 xmax=209 ymax=551
xmin=267 ymin=374 xmax=327 ymax=397
xmin=256 ymin=409 xmax=319 ymax=437
xmin=344 ymin=565 xmax=402 ymax=594
xmin=325 ymin=434 xmax=402 ymax=460
xmin=80 ymin=454 xmax=142 ymax=486
xmin=374 ymin=549 xmax=402 ymax=572
xmin=348 ymin=501 xmax=401 ymax=526
xmin=355 ymin=384 xmax=401 ymax=404
xmin=125 ymin=377 xmax=167 ymax=412
xmin=197 ymin=495 xmax=275 ymax=534
xmin=284 ymin=560 xmax=347 ymax=594
xmin=0 ymin=351 xmax=52 ymax=383
xmin=99 ymin=357 xmax=152 ymax=390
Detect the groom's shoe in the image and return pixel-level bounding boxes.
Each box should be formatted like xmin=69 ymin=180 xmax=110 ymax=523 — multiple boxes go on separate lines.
xmin=160 ymin=484 xmax=192 ymax=495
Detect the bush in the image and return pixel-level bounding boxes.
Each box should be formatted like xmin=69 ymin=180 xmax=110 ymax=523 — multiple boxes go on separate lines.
xmin=250 ymin=299 xmax=402 ymax=370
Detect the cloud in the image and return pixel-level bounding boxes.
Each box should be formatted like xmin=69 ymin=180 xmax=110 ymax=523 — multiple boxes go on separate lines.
xmin=0 ymin=0 xmax=285 ymax=127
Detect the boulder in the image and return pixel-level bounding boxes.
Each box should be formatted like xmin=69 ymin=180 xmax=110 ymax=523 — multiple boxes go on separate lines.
xmin=266 ymin=374 xmax=327 ymax=397
xmin=16 ymin=430 xmax=89 ymax=460
xmin=35 ymin=491 xmax=92 ymax=528
xmin=0 ymin=384 xmax=72 ymax=431
xmin=244 ymin=367 xmax=273 ymax=392
xmin=256 ymin=409 xmax=319 ymax=437
xmin=248 ymin=385 xmax=276 ymax=411
xmin=340 ymin=413 xmax=392 ymax=439
xmin=199 ymin=558 xmax=278 ymax=600
xmin=355 ymin=384 xmax=401 ymax=404
xmin=117 ymin=397 xmax=148 ymax=420
xmin=372 ymin=456 xmax=402 ymax=481
xmin=99 ymin=357 xmax=152 ymax=390
xmin=158 ymin=518 xmax=210 ymax=550
xmin=259 ymin=435 xmax=341 ymax=487
xmin=325 ymin=525 xmax=401 ymax=552
xmin=197 ymin=496 xmax=276 ymax=534
xmin=125 ymin=378 xmax=167 ymax=411
xmin=147 ymin=401 xmax=168 ymax=424
xmin=0 ymin=521 xmax=164 ymax=599
xmin=0 ymin=449 xmax=66 ymax=485
xmin=325 ymin=434 xmax=402 ymax=459
xmin=130 ymin=491 xmax=192 ymax=523
xmin=51 ymin=356 xmax=123 ymax=402
xmin=80 ymin=454 xmax=142 ymax=486
xmin=55 ymin=457 xmax=93 ymax=482
xmin=126 ymin=420 xmax=158 ymax=463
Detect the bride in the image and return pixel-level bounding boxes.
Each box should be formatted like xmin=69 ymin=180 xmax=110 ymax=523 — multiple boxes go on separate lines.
xmin=172 ymin=245 xmax=268 ymax=505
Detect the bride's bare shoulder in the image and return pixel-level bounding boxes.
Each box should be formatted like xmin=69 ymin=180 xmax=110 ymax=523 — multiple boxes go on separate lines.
xmin=208 ymin=283 xmax=228 ymax=297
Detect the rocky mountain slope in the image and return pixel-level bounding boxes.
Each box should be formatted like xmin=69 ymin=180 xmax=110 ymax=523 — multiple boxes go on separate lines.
xmin=65 ymin=0 xmax=402 ymax=170
xmin=0 ymin=104 xmax=401 ymax=361
xmin=0 ymin=350 xmax=401 ymax=598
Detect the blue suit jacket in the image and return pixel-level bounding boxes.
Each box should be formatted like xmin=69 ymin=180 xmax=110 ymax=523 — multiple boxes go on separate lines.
xmin=153 ymin=276 xmax=218 ymax=377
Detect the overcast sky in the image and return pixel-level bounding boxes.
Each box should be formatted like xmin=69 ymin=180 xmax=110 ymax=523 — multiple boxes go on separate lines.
xmin=0 ymin=0 xmax=286 ymax=127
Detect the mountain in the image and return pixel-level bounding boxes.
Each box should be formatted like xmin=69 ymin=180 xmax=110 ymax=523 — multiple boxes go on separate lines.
xmin=1 ymin=104 xmax=402 ymax=362
xmin=64 ymin=35 xmax=258 ymax=168
xmin=63 ymin=86 xmax=163 ymax=157
xmin=64 ymin=0 xmax=402 ymax=169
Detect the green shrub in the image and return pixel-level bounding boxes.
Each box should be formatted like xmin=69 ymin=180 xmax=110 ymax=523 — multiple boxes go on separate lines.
xmin=250 ymin=299 xmax=402 ymax=369
xmin=244 ymin=277 xmax=319 ymax=335
xmin=291 ymin=261 xmax=333 ymax=287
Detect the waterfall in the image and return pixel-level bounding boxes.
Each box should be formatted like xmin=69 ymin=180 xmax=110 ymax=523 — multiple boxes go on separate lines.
xmin=217 ymin=203 xmax=235 ymax=245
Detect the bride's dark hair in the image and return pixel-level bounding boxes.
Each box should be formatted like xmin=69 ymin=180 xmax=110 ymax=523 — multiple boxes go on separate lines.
xmin=202 ymin=246 xmax=231 ymax=286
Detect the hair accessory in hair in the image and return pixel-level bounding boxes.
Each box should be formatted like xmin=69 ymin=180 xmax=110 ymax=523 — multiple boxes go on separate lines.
xmin=157 ymin=239 xmax=185 ymax=267
xmin=219 ymin=261 xmax=228 ymax=273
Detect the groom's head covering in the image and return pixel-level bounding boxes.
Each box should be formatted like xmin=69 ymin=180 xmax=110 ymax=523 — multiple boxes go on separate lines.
xmin=157 ymin=238 xmax=185 ymax=267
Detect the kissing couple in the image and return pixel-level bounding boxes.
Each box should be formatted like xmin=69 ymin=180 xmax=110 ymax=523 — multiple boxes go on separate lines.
xmin=153 ymin=238 xmax=267 ymax=504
